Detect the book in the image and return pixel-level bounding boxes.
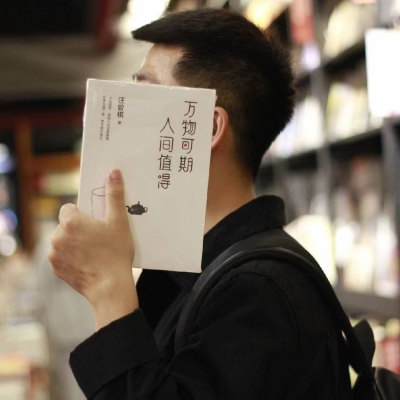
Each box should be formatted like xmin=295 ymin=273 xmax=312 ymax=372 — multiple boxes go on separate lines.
xmin=78 ymin=79 xmax=216 ymax=272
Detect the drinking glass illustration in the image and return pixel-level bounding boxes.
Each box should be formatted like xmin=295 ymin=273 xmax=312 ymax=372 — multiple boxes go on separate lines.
xmin=91 ymin=186 xmax=106 ymax=219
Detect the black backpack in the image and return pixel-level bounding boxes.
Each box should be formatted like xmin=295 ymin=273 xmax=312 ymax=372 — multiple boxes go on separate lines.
xmin=175 ymin=230 xmax=400 ymax=400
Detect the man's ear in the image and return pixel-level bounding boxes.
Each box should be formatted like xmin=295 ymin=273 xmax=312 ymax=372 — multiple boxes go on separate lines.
xmin=212 ymin=107 xmax=229 ymax=151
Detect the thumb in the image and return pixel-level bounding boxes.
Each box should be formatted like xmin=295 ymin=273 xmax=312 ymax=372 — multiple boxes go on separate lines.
xmin=105 ymin=169 xmax=127 ymax=223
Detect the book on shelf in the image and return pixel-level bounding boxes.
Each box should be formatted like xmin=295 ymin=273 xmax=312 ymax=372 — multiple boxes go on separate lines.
xmin=78 ymin=79 xmax=216 ymax=272
xmin=269 ymin=95 xmax=324 ymax=157
xmin=332 ymin=157 xmax=399 ymax=297
xmin=323 ymin=0 xmax=377 ymax=59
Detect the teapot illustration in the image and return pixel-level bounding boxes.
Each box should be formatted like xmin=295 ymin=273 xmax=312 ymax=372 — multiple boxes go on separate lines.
xmin=126 ymin=201 xmax=148 ymax=215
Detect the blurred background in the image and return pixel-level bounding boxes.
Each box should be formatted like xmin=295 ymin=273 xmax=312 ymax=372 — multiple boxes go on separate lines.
xmin=0 ymin=0 xmax=399 ymax=398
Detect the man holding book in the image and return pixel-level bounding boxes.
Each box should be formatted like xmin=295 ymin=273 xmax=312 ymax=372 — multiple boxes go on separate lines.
xmin=48 ymin=9 xmax=351 ymax=399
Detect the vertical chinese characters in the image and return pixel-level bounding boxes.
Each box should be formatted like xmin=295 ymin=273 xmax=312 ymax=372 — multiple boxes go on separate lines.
xmin=99 ymin=95 xmax=106 ymax=140
xmin=117 ymin=96 xmax=125 ymax=125
xmin=106 ymin=96 xmax=112 ymax=141
xmin=179 ymin=101 xmax=197 ymax=173
xmin=158 ymin=118 xmax=175 ymax=189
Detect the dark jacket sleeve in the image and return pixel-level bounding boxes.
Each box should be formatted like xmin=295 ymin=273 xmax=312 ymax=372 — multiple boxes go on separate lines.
xmin=70 ymin=267 xmax=301 ymax=399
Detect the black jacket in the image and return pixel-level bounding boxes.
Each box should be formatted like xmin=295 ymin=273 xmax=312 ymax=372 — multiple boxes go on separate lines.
xmin=70 ymin=196 xmax=351 ymax=399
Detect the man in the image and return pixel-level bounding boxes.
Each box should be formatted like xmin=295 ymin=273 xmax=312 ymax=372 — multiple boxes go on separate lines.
xmin=48 ymin=9 xmax=351 ymax=399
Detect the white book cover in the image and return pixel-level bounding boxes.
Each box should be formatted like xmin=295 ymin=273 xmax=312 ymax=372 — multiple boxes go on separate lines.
xmin=78 ymin=79 xmax=216 ymax=273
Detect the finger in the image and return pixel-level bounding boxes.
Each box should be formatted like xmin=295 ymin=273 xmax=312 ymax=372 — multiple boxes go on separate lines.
xmin=105 ymin=169 xmax=127 ymax=223
xmin=48 ymin=246 xmax=61 ymax=268
xmin=58 ymin=203 xmax=82 ymax=233
xmin=50 ymin=224 xmax=64 ymax=250
xmin=48 ymin=238 xmax=66 ymax=271
xmin=59 ymin=203 xmax=79 ymax=223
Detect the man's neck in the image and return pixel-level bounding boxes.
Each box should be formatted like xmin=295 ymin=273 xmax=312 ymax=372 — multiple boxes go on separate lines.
xmin=204 ymin=180 xmax=256 ymax=234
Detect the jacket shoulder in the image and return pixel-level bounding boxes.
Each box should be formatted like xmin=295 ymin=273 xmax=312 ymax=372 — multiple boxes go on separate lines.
xmin=212 ymin=254 xmax=338 ymax=346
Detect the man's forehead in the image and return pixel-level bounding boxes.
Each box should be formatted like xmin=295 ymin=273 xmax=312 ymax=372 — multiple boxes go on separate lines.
xmin=144 ymin=44 xmax=184 ymax=66
xmin=137 ymin=44 xmax=184 ymax=86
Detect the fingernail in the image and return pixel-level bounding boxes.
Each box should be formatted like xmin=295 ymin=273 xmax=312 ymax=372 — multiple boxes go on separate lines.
xmin=110 ymin=169 xmax=122 ymax=182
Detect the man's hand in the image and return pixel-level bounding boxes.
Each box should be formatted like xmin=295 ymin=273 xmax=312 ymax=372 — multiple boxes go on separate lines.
xmin=48 ymin=169 xmax=139 ymax=330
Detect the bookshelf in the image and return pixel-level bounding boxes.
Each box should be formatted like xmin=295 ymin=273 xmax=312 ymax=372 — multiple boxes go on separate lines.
xmin=335 ymin=286 xmax=400 ymax=320
xmin=260 ymin=126 xmax=385 ymax=171
xmin=255 ymin=0 xmax=400 ymax=321
xmin=0 ymin=102 xmax=83 ymax=251
xmin=322 ymin=39 xmax=366 ymax=72
xmin=33 ymin=153 xmax=81 ymax=174
xmin=294 ymin=38 xmax=366 ymax=86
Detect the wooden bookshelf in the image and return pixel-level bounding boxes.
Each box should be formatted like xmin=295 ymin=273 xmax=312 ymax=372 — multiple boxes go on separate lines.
xmin=33 ymin=153 xmax=81 ymax=173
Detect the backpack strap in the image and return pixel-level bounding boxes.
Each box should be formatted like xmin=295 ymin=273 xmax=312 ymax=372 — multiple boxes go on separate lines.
xmin=174 ymin=229 xmax=377 ymax=385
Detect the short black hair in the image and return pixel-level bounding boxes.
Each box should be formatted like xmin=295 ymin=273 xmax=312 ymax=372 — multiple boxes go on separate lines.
xmin=133 ymin=8 xmax=295 ymax=177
